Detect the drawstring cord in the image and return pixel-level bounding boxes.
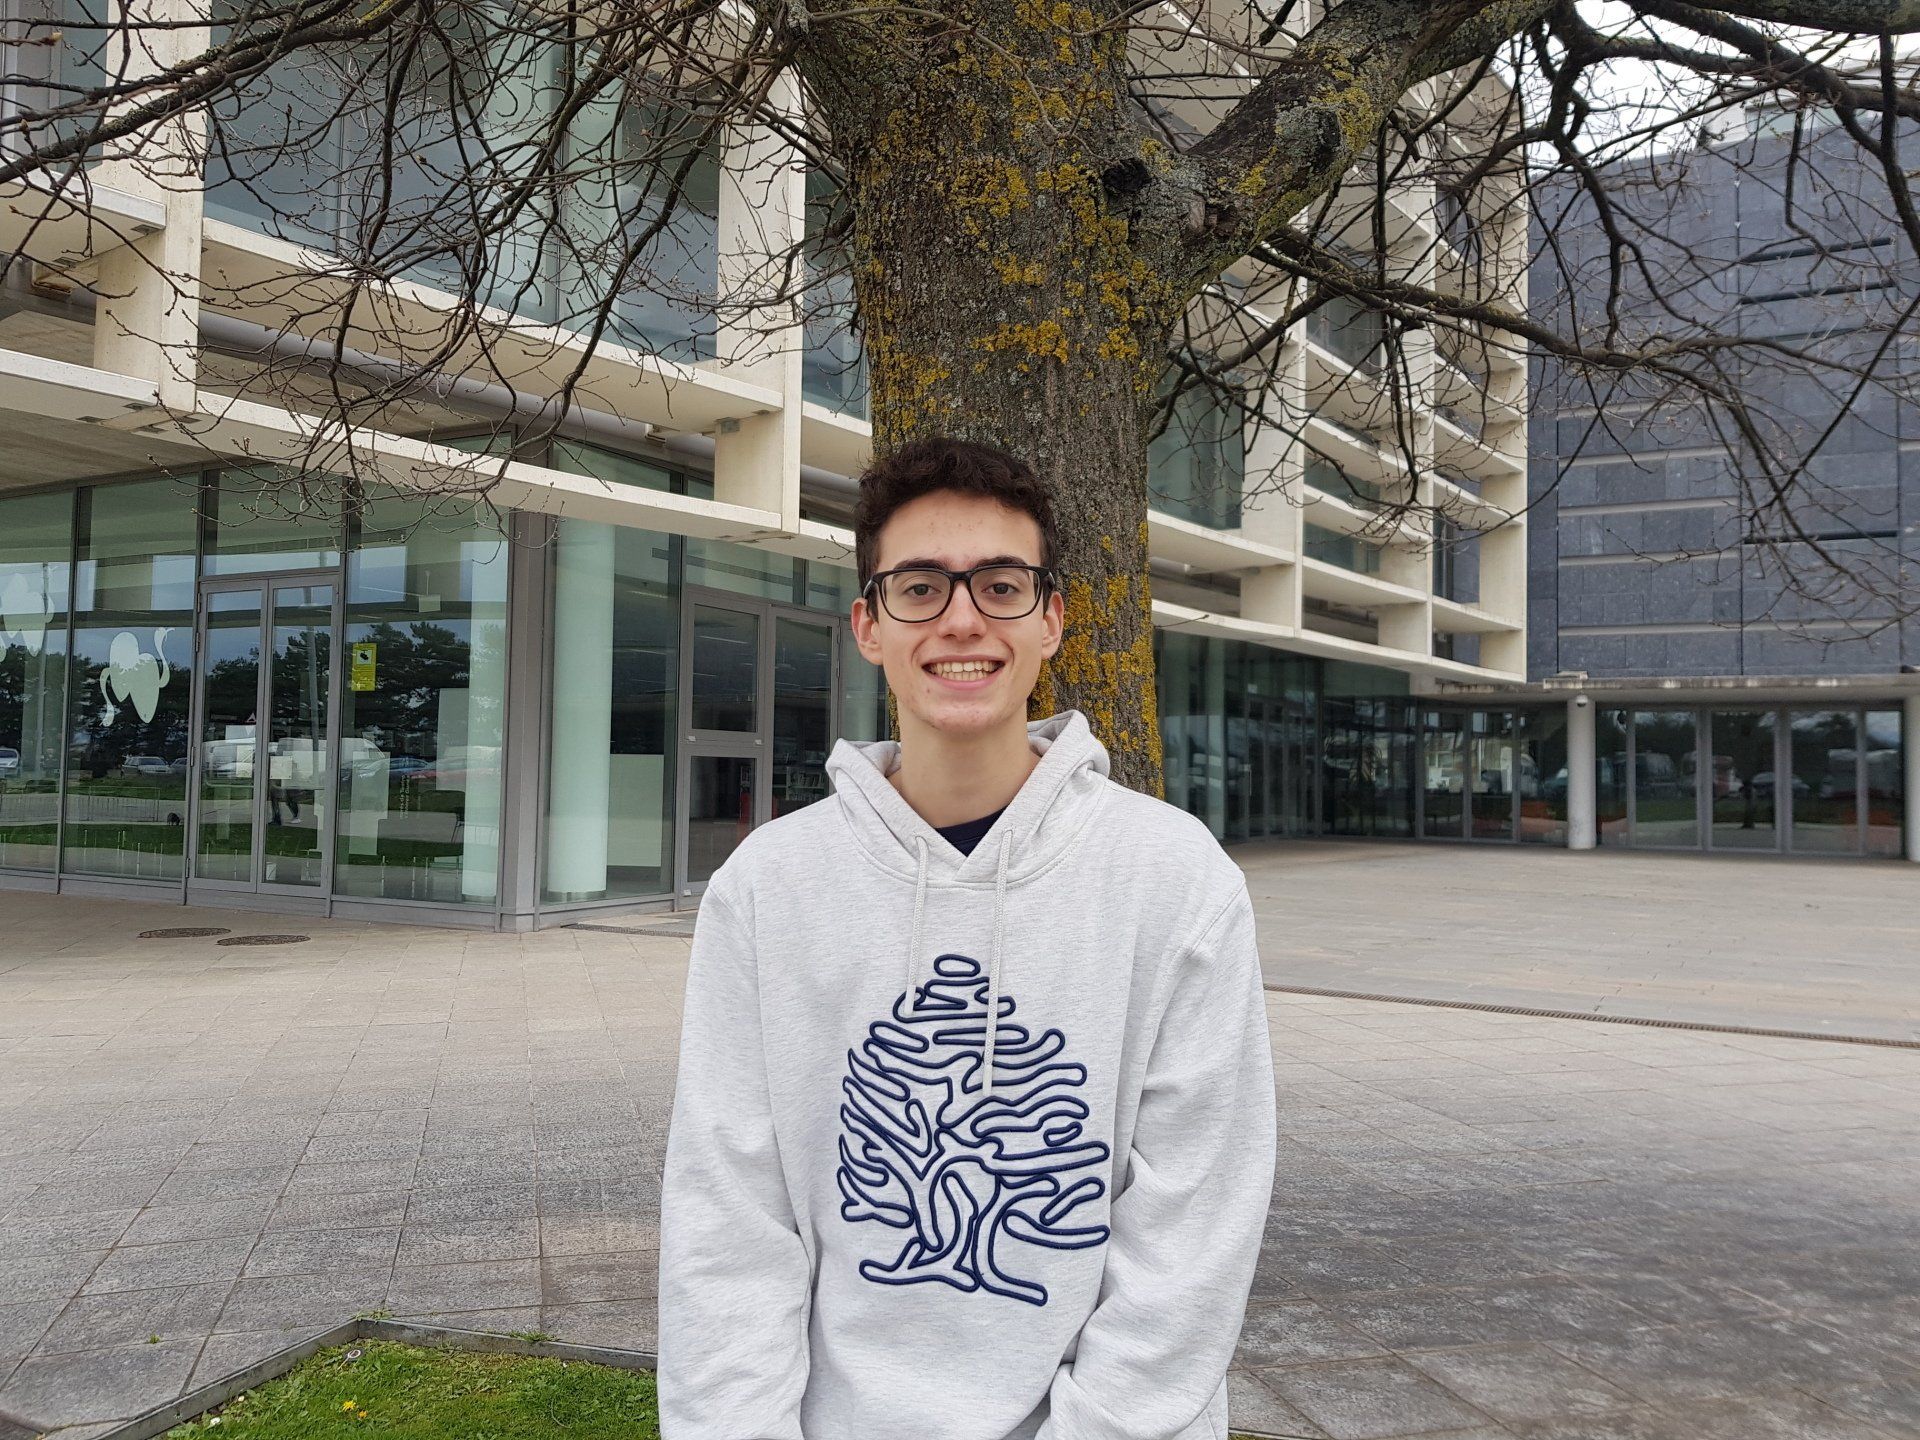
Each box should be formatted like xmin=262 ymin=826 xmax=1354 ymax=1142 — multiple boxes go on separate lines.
xmin=981 ymin=833 xmax=1010 ymax=1101
xmin=903 ymin=830 xmax=1009 ymax=1101
xmin=904 ymin=835 xmax=930 ymax=1013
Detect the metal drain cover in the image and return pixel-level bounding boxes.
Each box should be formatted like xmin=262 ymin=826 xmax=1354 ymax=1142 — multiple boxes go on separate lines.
xmin=138 ymin=927 xmax=233 ymax=939
xmin=215 ymin=933 xmax=311 ymax=947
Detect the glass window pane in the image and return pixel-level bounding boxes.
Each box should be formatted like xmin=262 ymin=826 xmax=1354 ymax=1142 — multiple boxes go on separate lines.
xmin=335 ymin=495 xmax=508 ymax=904
xmin=1709 ymin=710 xmax=1777 ymax=851
xmin=545 ymin=519 xmax=678 ymax=904
xmin=201 ymin=471 xmax=343 ymax=575
xmin=1789 ymin=711 xmax=1861 ymax=854
xmin=1319 ymin=664 xmax=1413 ymax=838
xmin=1470 ymin=710 xmax=1515 ymax=840
xmin=687 ymin=754 xmax=754 ymax=884
xmin=684 ymin=537 xmax=800 ymax=602
xmin=1632 ymin=711 xmax=1698 ymax=848
xmin=690 ymin=604 xmax=758 ymax=733
xmin=838 ymin=624 xmax=887 ymax=743
xmin=264 ymin=583 xmax=332 ymax=886
xmin=0 ymin=490 xmax=74 ymax=872
xmin=1596 ymin=709 xmax=1629 ymax=844
xmin=64 ymin=481 xmax=197 ymax=879
xmin=1864 ymin=709 xmax=1904 ymax=858
xmin=195 ymin=589 xmax=263 ymax=882
xmin=1519 ymin=707 xmax=1569 ymax=845
xmin=1148 ymin=371 xmax=1244 ymax=531
xmin=1423 ymin=711 xmax=1466 ymax=838
xmin=550 ymin=440 xmax=675 ymax=494
xmin=772 ymin=618 xmax=833 ymax=818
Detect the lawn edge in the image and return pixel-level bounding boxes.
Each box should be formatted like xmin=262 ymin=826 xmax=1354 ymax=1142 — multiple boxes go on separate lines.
xmin=54 ymin=1319 xmax=658 ymax=1440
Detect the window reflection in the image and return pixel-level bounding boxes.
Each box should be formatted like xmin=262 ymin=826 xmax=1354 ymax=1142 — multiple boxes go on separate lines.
xmin=334 ymin=495 xmax=507 ymax=903
xmin=0 ymin=491 xmax=73 ymax=872
xmin=1863 ymin=710 xmax=1904 ymax=858
xmin=1709 ymin=710 xmax=1777 ymax=851
xmin=1631 ymin=711 xmax=1698 ymax=847
xmin=1790 ymin=711 xmax=1861 ymax=854
xmin=63 ymin=482 xmax=197 ymax=879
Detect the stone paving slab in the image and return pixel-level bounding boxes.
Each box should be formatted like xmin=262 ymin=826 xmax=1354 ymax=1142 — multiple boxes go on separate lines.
xmin=1238 ymin=839 xmax=1920 ymax=1041
xmin=1 ymin=876 xmax=1917 ymax=1437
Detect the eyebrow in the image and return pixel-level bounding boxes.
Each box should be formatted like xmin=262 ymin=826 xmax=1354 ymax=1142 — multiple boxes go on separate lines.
xmin=887 ymin=553 xmax=1035 ymax=569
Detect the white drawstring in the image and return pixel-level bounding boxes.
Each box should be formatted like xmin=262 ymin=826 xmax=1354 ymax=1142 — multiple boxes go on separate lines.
xmin=981 ymin=833 xmax=1011 ymax=1100
xmin=904 ymin=835 xmax=930 ymax=1012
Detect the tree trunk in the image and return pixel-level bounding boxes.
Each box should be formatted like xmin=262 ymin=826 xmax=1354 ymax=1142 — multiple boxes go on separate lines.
xmin=809 ymin=11 xmax=1187 ymax=796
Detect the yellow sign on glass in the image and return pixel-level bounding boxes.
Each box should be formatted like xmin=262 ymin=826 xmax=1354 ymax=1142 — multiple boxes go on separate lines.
xmin=350 ymin=642 xmax=377 ymax=692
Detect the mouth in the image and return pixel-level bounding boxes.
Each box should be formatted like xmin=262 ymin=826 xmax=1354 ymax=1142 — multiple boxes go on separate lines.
xmin=923 ymin=659 xmax=1006 ymax=690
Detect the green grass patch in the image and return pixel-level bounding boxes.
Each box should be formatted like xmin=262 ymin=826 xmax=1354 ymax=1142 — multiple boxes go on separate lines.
xmin=164 ymin=1341 xmax=658 ymax=1439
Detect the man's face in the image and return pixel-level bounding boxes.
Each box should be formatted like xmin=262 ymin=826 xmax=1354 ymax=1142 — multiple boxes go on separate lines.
xmin=851 ymin=490 xmax=1065 ymax=739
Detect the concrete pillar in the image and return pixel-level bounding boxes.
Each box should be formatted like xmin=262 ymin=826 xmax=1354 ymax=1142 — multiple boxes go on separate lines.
xmin=88 ymin=0 xmax=207 ymax=413
xmin=1568 ymin=694 xmax=1596 ymax=850
xmin=1905 ymin=694 xmax=1920 ymax=863
xmin=711 ymin=70 xmax=805 ymax=529
xmin=544 ymin=520 xmax=616 ymax=900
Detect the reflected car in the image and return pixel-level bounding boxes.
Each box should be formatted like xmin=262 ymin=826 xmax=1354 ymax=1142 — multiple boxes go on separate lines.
xmin=120 ymin=754 xmax=172 ymax=776
xmin=0 ymin=747 xmax=18 ymax=777
xmin=1749 ymin=771 xmax=1811 ymax=800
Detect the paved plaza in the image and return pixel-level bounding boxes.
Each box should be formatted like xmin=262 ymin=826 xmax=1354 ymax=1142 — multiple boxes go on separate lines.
xmin=0 ymin=843 xmax=1916 ymax=1438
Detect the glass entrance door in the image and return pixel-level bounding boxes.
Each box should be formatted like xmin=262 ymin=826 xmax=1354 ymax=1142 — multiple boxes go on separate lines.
xmin=189 ymin=578 xmax=337 ymax=893
xmin=674 ymin=591 xmax=849 ymax=901
xmin=677 ymin=597 xmax=763 ymax=898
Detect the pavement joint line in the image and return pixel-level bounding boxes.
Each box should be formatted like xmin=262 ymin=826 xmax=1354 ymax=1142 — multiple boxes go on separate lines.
xmin=1263 ymin=982 xmax=1920 ymax=1050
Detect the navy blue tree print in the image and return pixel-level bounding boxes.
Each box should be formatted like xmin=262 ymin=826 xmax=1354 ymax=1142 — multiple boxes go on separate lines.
xmin=836 ymin=953 xmax=1112 ymax=1306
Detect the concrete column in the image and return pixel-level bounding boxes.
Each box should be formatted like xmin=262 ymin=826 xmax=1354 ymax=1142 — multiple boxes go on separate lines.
xmin=1568 ymin=694 xmax=1596 ymax=850
xmin=544 ymin=520 xmax=616 ymax=900
xmin=1905 ymin=694 xmax=1920 ymax=863
xmin=88 ymin=0 xmax=207 ymax=413
xmin=712 ymin=71 xmax=805 ymax=530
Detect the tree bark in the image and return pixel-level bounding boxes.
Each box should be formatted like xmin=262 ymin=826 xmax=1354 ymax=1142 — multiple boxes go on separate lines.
xmin=796 ymin=5 xmax=1185 ymax=794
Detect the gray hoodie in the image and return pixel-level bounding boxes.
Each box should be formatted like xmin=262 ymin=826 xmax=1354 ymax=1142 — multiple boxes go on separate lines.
xmin=658 ymin=708 xmax=1277 ymax=1438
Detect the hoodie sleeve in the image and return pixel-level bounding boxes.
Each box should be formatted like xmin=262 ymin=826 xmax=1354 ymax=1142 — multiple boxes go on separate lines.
xmin=657 ymin=883 xmax=812 ymax=1439
xmin=1035 ymin=879 xmax=1277 ymax=1440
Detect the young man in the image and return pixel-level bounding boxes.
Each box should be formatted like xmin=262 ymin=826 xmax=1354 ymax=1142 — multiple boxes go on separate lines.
xmin=658 ymin=437 xmax=1277 ymax=1438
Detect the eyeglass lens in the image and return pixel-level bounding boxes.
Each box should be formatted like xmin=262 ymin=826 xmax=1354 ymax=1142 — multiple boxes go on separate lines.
xmin=879 ymin=567 xmax=1040 ymax=621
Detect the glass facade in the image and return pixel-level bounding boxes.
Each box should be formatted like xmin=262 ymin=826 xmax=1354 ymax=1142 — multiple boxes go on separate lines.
xmin=204 ymin=33 xmax=720 ymax=356
xmin=1154 ymin=629 xmax=1315 ymax=841
xmin=0 ymin=490 xmax=72 ymax=871
xmin=1320 ymin=664 xmax=1415 ymax=838
xmin=1148 ymin=376 xmax=1244 ymax=531
xmin=1517 ymin=707 xmax=1569 ymax=845
xmin=334 ymin=495 xmax=509 ymax=903
xmin=1632 ymin=711 xmax=1699 ymax=848
xmin=1 ymin=463 xmax=1908 ymax=929
xmin=63 ymin=481 xmax=197 ymax=880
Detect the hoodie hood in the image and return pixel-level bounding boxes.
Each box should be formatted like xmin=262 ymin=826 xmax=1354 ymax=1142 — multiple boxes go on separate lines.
xmin=825 ymin=708 xmax=1111 ymax=887
xmin=824 ymin=709 xmax=1112 ymax=1098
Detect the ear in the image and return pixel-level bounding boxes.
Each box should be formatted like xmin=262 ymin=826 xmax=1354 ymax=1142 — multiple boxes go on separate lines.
xmin=850 ymin=594 xmax=885 ymax=663
xmin=1040 ymin=586 xmax=1065 ymax=659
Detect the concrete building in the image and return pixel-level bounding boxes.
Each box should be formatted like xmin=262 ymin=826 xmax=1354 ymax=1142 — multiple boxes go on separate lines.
xmin=20 ymin=0 xmax=1797 ymax=929
xmin=1513 ymin=112 xmax=1918 ymax=861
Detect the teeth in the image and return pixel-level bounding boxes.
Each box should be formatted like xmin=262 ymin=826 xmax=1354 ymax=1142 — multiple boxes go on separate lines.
xmin=929 ymin=661 xmax=1000 ymax=678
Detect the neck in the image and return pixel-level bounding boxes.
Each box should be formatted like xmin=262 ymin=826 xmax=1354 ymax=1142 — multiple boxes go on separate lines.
xmin=889 ymin=711 xmax=1039 ymax=829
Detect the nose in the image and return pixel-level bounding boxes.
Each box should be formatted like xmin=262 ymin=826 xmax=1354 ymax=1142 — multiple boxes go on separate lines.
xmin=936 ymin=575 xmax=990 ymax=636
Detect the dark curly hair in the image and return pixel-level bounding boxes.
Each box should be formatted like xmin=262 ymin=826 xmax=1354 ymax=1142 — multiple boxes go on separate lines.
xmin=853 ymin=437 xmax=1061 ymax=594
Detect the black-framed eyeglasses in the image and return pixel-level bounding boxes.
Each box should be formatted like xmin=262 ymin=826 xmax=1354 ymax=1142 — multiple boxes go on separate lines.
xmin=862 ymin=563 xmax=1059 ymax=623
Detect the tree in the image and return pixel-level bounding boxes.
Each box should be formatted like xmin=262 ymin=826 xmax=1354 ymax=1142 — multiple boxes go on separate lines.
xmin=5 ymin=0 xmax=1920 ymax=792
